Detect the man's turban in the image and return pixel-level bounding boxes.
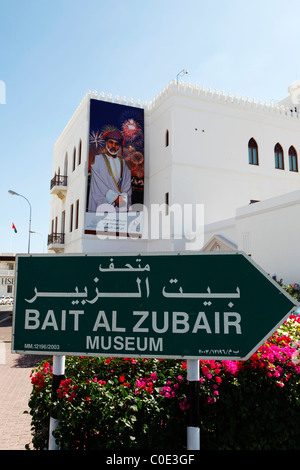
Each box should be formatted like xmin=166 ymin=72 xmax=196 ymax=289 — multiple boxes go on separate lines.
xmin=103 ymin=130 xmax=126 ymax=147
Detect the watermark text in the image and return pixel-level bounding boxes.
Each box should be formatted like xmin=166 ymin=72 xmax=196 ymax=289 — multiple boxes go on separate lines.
xmin=94 ymin=203 xmax=204 ymax=250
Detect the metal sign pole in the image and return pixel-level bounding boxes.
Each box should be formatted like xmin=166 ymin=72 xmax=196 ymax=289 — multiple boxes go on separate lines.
xmin=48 ymin=355 xmax=65 ymax=450
xmin=187 ymin=359 xmax=200 ymax=450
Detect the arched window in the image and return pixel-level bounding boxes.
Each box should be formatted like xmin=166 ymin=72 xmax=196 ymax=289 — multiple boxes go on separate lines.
xmin=289 ymin=146 xmax=298 ymax=172
xmin=274 ymin=143 xmax=284 ymax=169
xmin=248 ymin=138 xmax=258 ymax=165
xmin=165 ymin=129 xmax=169 ymax=147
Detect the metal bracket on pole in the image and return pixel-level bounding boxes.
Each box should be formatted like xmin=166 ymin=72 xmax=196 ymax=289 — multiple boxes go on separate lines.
xmin=187 ymin=359 xmax=200 ymax=450
xmin=48 ymin=355 xmax=65 ymax=450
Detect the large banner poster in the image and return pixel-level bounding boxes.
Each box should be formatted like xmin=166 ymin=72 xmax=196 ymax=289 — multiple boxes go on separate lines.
xmin=85 ymin=99 xmax=144 ymax=238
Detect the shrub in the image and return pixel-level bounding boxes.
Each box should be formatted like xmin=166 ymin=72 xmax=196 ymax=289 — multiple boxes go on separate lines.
xmin=27 ymin=357 xmax=189 ymax=450
xmin=199 ymin=314 xmax=300 ymax=450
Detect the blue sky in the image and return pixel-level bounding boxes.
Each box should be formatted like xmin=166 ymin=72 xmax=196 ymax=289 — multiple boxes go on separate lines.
xmin=1 ymin=0 xmax=300 ymax=253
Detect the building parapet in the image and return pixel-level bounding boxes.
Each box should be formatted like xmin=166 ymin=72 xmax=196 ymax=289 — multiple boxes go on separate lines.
xmin=147 ymin=80 xmax=299 ymax=120
xmin=54 ymin=81 xmax=299 ymax=151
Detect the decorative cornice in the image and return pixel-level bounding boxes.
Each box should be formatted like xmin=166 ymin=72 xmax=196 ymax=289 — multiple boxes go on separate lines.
xmin=54 ymin=81 xmax=299 ymax=151
xmin=146 ymin=80 xmax=299 ymax=120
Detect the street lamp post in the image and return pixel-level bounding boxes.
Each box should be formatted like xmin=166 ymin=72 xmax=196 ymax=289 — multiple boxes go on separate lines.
xmin=176 ymin=68 xmax=189 ymax=85
xmin=8 ymin=190 xmax=32 ymax=253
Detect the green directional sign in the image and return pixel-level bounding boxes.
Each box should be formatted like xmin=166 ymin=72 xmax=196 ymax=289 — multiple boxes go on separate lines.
xmin=12 ymin=252 xmax=298 ymax=360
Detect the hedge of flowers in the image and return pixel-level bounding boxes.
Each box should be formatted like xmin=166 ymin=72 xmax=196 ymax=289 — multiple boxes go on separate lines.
xmin=26 ymin=284 xmax=300 ymax=451
xmin=26 ymin=357 xmax=189 ymax=450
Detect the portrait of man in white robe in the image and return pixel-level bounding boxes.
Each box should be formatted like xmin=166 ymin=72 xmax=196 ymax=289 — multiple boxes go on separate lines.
xmin=88 ymin=129 xmax=132 ymax=213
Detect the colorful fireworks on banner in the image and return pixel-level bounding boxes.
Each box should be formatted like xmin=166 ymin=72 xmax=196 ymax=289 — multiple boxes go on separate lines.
xmin=89 ymin=115 xmax=143 ymax=157
xmin=122 ymin=118 xmax=142 ymax=141
xmin=89 ymin=130 xmax=104 ymax=150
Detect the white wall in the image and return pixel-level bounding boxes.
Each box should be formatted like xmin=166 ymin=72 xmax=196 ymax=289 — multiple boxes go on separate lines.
xmin=236 ymin=191 xmax=300 ymax=284
xmin=49 ymin=93 xmax=90 ymax=252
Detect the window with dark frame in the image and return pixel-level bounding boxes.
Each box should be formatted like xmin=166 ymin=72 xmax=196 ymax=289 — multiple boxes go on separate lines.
xmin=78 ymin=139 xmax=82 ymax=165
xmin=75 ymin=199 xmax=79 ymax=230
xmin=274 ymin=143 xmax=284 ymax=169
xmin=248 ymin=138 xmax=259 ymax=165
xmin=165 ymin=129 xmax=169 ymax=147
xmin=165 ymin=192 xmax=169 ymax=215
xmin=70 ymin=204 xmax=74 ymax=232
xmin=73 ymin=147 xmax=76 ymax=171
xmin=289 ymin=146 xmax=298 ymax=172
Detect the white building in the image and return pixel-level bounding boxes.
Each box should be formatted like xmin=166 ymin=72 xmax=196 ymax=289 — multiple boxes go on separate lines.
xmin=0 ymin=254 xmax=15 ymax=298
xmin=48 ymin=80 xmax=300 ymax=284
